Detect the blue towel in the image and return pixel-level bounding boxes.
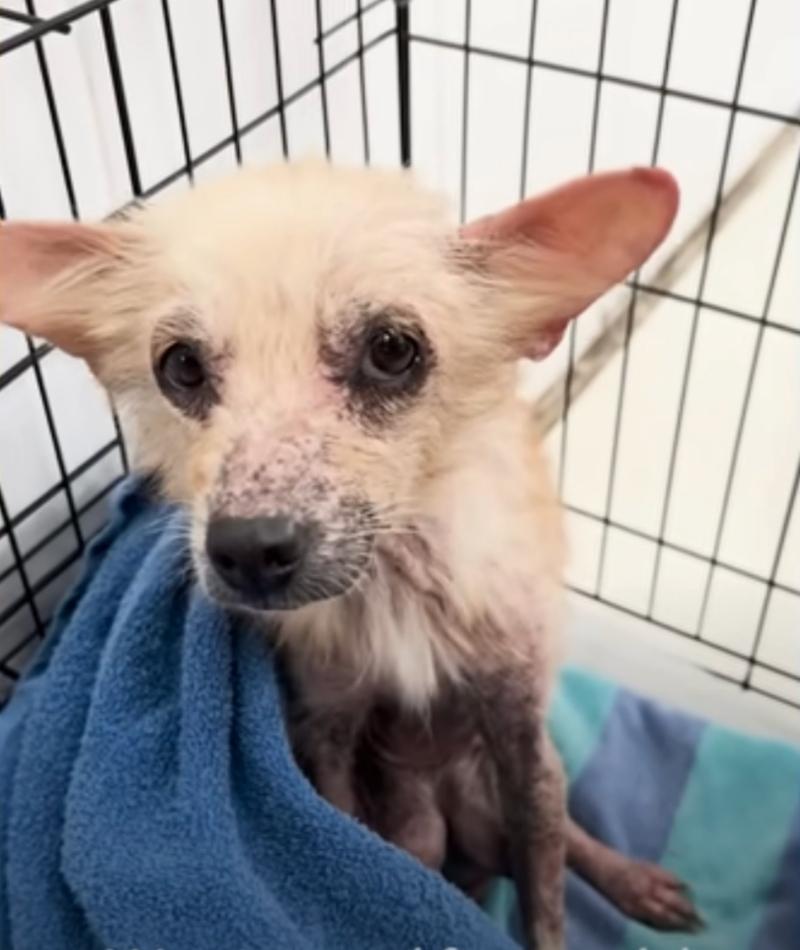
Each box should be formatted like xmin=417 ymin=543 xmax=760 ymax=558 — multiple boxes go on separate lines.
xmin=1 ymin=477 xmax=798 ymax=950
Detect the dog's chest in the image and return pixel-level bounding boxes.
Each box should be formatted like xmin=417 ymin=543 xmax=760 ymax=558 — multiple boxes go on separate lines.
xmin=356 ymin=586 xmax=462 ymax=707
xmin=361 ymin=688 xmax=482 ymax=771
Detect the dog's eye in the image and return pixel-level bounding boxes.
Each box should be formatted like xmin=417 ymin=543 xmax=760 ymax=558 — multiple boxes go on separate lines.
xmin=361 ymin=328 xmax=420 ymax=381
xmin=159 ymin=342 xmax=206 ymax=390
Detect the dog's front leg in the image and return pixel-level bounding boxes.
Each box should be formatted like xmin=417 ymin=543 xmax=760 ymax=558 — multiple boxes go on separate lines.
xmin=290 ymin=706 xmax=366 ymax=818
xmin=473 ymin=668 xmax=566 ymax=950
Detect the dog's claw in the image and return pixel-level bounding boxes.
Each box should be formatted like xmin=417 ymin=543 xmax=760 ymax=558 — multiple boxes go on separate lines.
xmin=606 ymin=860 xmax=703 ymax=932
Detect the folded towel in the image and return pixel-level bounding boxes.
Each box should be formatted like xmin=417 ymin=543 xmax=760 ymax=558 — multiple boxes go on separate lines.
xmin=1 ymin=477 xmax=798 ymax=950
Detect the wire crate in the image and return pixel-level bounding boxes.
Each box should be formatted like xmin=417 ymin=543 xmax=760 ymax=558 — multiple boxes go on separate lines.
xmin=0 ymin=0 xmax=798 ymax=709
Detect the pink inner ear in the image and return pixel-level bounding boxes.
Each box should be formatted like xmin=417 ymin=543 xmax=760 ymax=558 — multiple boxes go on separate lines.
xmin=462 ymin=167 xmax=678 ymax=260
xmin=0 ymin=221 xmax=114 ymax=329
xmin=461 ymin=167 xmax=679 ymax=360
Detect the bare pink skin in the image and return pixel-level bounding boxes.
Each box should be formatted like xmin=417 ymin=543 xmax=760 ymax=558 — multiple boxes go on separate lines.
xmin=288 ymin=577 xmax=701 ymax=949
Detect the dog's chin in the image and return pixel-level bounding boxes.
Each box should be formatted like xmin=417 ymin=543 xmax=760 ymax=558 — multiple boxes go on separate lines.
xmin=199 ymin=564 xmax=364 ymax=614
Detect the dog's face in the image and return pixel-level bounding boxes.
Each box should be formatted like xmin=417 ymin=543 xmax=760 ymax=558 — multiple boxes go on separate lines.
xmin=0 ymin=162 xmax=677 ymax=612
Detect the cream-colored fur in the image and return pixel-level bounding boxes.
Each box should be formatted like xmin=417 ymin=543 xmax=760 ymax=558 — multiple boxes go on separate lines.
xmin=0 ymin=160 xmax=676 ymax=711
xmin=14 ymin=163 xmax=563 ymax=707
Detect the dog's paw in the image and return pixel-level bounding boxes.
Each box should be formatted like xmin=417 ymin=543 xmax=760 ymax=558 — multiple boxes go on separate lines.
xmin=606 ymin=860 xmax=703 ymax=932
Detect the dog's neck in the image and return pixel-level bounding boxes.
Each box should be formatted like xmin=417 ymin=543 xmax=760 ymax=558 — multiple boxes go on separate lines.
xmin=275 ymin=523 xmax=466 ymax=708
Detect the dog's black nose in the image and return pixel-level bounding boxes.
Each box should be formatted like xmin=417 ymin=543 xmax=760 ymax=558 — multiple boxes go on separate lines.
xmin=206 ymin=516 xmax=308 ymax=596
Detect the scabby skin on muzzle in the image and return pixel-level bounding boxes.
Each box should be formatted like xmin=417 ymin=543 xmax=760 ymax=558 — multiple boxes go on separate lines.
xmin=200 ymin=431 xmax=377 ymax=611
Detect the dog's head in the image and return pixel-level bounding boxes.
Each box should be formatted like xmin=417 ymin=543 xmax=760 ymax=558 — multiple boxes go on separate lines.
xmin=0 ymin=162 xmax=676 ymax=612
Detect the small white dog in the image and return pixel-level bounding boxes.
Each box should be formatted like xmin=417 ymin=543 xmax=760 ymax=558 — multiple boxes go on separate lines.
xmin=0 ymin=161 xmax=699 ymax=948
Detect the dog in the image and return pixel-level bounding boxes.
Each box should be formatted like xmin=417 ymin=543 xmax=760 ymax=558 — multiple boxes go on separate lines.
xmin=0 ymin=160 xmax=700 ymax=948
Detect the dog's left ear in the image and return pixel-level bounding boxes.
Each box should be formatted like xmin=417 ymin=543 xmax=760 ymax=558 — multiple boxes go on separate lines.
xmin=460 ymin=168 xmax=678 ymax=359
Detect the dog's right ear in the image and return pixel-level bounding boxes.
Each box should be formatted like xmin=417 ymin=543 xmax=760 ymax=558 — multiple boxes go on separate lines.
xmin=0 ymin=220 xmax=135 ymax=359
xmin=460 ymin=168 xmax=678 ymax=360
